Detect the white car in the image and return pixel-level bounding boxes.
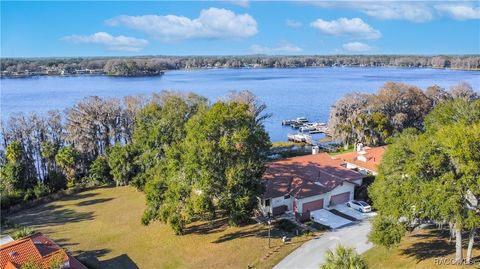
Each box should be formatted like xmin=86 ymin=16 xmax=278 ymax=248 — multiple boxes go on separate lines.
xmin=347 ymin=200 xmax=372 ymax=213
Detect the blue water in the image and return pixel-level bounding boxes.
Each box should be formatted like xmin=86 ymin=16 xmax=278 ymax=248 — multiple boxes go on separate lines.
xmin=1 ymin=67 xmax=479 ymax=141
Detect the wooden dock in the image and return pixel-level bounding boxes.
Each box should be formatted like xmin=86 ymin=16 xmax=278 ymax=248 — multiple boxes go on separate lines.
xmin=287 ymin=133 xmax=315 ymax=145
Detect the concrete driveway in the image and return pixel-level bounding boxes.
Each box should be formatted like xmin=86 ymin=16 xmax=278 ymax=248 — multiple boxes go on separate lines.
xmin=333 ymin=204 xmax=368 ymax=220
xmin=310 ymin=209 xmax=351 ymax=229
xmin=274 ymin=220 xmax=373 ymax=269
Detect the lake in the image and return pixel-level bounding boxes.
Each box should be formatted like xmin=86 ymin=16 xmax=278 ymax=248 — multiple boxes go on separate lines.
xmin=1 ymin=67 xmax=479 ymax=142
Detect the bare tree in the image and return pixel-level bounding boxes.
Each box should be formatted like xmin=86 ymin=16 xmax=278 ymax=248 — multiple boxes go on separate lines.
xmin=449 ymin=82 xmax=478 ymax=101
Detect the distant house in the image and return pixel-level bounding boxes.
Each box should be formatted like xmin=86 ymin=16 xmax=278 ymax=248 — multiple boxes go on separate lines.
xmin=0 ymin=233 xmax=87 ymax=269
xmin=334 ymin=145 xmax=387 ymax=175
xmin=258 ymin=153 xmax=366 ymax=221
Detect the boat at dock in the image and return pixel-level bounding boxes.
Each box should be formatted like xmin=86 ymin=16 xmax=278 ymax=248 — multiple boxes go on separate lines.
xmin=299 ymin=122 xmax=329 ymax=133
xmin=287 ymin=133 xmax=318 ymax=145
xmin=282 ymin=117 xmax=309 ymax=126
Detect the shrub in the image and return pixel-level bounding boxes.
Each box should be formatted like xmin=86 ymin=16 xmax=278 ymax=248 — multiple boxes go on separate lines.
xmin=275 ymin=219 xmax=297 ymax=233
xmin=44 ymin=169 xmax=66 ymax=191
xmin=368 ymin=216 xmax=405 ymax=249
xmin=303 ymin=230 xmax=312 ymax=237
xmin=33 ymin=183 xmax=50 ymax=199
xmin=13 ymin=226 xmax=34 ymax=239
xmin=305 ymin=221 xmax=329 ymax=231
xmin=89 ymin=155 xmax=112 ymax=184
xmin=1 ymin=190 xmax=24 ymax=209
xmin=23 ymin=189 xmax=35 ymax=201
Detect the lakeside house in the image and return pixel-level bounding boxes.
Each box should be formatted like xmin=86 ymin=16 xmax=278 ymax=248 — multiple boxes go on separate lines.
xmin=334 ymin=144 xmax=387 ymax=175
xmin=0 ymin=233 xmax=87 ymax=269
xmin=258 ymin=146 xmax=386 ymax=221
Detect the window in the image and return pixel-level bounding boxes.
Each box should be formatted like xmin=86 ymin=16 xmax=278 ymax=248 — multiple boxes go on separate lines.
xmin=284 ymin=195 xmax=290 ymax=199
xmin=264 ymin=199 xmax=271 ymax=207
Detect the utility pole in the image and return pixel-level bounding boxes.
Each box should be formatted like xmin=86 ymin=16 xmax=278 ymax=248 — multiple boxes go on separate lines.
xmin=267 ymin=218 xmax=272 ymax=248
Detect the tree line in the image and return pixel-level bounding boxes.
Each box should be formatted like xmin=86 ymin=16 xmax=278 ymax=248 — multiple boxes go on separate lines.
xmin=328 ymin=81 xmax=478 ymax=147
xmin=0 ymin=91 xmax=271 ymax=234
xmin=2 ymin=55 xmax=479 ymax=77
xmin=0 ymin=96 xmax=141 ymax=208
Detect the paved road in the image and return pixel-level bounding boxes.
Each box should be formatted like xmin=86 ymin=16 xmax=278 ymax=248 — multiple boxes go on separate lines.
xmin=274 ymin=220 xmax=373 ymax=269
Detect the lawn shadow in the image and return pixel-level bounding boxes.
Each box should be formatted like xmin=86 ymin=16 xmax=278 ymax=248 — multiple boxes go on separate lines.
xmin=60 ymin=192 xmax=100 ymax=202
xmin=212 ymin=223 xmax=290 ymax=244
xmin=8 ymin=207 xmax=94 ymax=230
xmin=75 ymin=249 xmax=139 ymax=269
xmin=400 ymin=229 xmax=455 ymax=262
xmin=76 ymin=198 xmax=114 ymax=206
xmin=183 ymin=218 xmax=229 ymax=235
xmin=52 ymin=237 xmax=80 ymax=249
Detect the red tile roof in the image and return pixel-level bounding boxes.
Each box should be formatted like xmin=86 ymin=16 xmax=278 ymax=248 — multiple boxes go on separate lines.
xmin=262 ymin=153 xmax=365 ymax=199
xmin=334 ymin=146 xmax=387 ymax=173
xmin=0 ymin=233 xmax=87 ymax=269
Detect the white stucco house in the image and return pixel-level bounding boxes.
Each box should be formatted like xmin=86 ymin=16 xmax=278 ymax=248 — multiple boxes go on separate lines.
xmin=258 ymin=152 xmax=366 ymax=221
xmin=334 ymin=145 xmax=387 ymax=176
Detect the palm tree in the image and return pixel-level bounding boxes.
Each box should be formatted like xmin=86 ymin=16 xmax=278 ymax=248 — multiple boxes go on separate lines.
xmin=321 ymin=245 xmax=368 ymax=269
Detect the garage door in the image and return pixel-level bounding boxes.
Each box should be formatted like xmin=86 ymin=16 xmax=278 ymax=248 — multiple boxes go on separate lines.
xmin=330 ymin=192 xmax=350 ymax=205
xmin=302 ymin=199 xmax=324 ymax=213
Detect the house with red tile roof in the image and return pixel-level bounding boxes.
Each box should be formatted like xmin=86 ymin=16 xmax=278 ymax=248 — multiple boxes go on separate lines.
xmin=259 ymin=152 xmax=366 ymax=220
xmin=0 ymin=233 xmax=87 ymax=269
xmin=334 ymin=145 xmax=387 ymax=175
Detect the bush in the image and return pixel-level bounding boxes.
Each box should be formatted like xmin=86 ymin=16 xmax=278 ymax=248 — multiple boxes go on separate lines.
xmin=368 ymin=216 xmax=406 ymax=249
xmin=1 ymin=190 xmax=24 ymax=209
xmin=33 ymin=183 xmax=50 ymax=199
xmin=303 ymin=230 xmax=312 ymax=237
xmin=275 ymin=219 xmax=297 ymax=233
xmin=23 ymin=189 xmax=35 ymax=201
xmin=44 ymin=169 xmax=66 ymax=191
xmin=89 ymin=155 xmax=112 ymax=184
xmin=305 ymin=221 xmax=329 ymax=231
xmin=13 ymin=226 xmax=35 ymax=239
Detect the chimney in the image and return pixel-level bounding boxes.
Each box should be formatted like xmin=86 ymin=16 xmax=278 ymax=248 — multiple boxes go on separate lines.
xmin=356 ymin=143 xmax=364 ymax=152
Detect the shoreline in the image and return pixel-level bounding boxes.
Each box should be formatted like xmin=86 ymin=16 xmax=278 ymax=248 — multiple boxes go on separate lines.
xmin=2 ymin=65 xmax=479 ymax=79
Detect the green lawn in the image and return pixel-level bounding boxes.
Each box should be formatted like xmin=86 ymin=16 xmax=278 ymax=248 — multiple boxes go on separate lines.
xmin=364 ymin=228 xmax=479 ymax=269
xmin=3 ymin=186 xmax=307 ymax=269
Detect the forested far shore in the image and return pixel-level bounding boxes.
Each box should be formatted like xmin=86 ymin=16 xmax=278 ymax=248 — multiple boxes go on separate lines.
xmin=1 ymin=55 xmax=480 ymax=78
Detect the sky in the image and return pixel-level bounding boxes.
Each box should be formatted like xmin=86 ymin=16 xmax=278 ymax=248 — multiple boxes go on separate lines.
xmin=1 ymin=1 xmax=480 ymax=57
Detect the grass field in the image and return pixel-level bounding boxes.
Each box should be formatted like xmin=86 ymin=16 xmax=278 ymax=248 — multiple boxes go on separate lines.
xmin=364 ymin=228 xmax=480 ymax=269
xmin=3 ymin=186 xmax=309 ymax=269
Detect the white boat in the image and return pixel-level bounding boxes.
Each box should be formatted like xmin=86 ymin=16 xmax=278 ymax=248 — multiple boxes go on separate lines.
xmin=296 ymin=117 xmax=308 ymax=123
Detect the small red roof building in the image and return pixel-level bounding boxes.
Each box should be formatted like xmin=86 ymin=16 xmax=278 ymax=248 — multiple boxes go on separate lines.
xmin=0 ymin=233 xmax=87 ymax=269
xmin=334 ymin=146 xmax=387 ymax=175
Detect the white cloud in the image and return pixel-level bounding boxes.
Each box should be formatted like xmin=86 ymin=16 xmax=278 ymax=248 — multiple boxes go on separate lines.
xmin=249 ymin=43 xmax=302 ymax=54
xmin=342 ymin=41 xmax=372 ymax=53
xmin=106 ymin=7 xmax=258 ymax=42
xmin=310 ymin=17 xmax=381 ymax=39
xmin=435 ymin=4 xmax=480 ymax=20
xmin=355 ymin=2 xmax=434 ymax=22
xmin=309 ymin=1 xmax=433 ymax=22
xmin=286 ymin=19 xmax=302 ymax=27
xmin=61 ymin=32 xmax=148 ymax=51
xmin=307 ymin=1 xmax=480 ymax=22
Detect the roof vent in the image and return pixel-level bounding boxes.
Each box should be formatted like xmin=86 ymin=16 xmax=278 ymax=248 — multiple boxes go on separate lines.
xmin=9 ymin=251 xmax=18 ymax=257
